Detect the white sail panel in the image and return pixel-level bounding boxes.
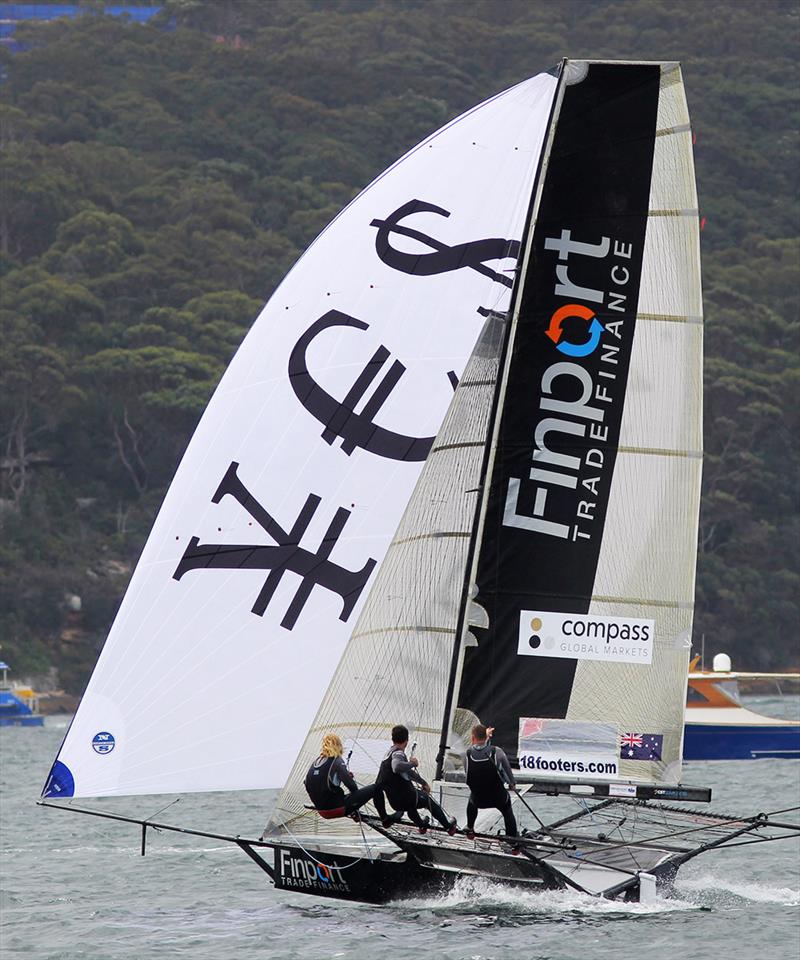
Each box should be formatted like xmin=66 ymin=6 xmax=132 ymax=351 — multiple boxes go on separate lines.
xmin=43 ymin=74 xmax=557 ymax=799
xmin=566 ymin=64 xmax=703 ymax=783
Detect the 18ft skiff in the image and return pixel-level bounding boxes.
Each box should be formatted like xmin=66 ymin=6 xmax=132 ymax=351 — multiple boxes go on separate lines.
xmin=40 ymin=59 xmax=799 ymax=904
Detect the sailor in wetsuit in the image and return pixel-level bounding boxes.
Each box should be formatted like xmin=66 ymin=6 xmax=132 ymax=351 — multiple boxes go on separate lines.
xmin=304 ymin=733 xmax=387 ymax=819
xmin=464 ymin=724 xmax=519 ymax=840
xmin=377 ymin=724 xmax=457 ymax=834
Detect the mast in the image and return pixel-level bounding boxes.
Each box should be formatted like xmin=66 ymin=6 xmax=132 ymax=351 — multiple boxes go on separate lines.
xmin=434 ymin=60 xmax=568 ymax=781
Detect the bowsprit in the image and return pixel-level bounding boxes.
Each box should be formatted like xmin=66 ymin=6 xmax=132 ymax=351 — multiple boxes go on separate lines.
xmin=173 ymin=462 xmax=376 ymax=629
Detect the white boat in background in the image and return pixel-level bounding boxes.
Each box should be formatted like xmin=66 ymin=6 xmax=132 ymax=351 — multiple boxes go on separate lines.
xmin=684 ymin=653 xmax=800 ymax=760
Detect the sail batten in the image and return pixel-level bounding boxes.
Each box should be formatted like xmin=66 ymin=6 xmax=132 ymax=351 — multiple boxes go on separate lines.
xmin=637 ymin=313 xmax=703 ymax=324
xmin=350 ymin=625 xmax=457 ymax=638
xmin=656 ymin=123 xmax=692 ymax=137
xmin=616 ymin=446 xmax=703 ymax=458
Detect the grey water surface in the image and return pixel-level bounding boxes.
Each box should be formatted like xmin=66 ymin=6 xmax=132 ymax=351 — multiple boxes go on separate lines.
xmin=2 ymin=700 xmax=799 ymax=960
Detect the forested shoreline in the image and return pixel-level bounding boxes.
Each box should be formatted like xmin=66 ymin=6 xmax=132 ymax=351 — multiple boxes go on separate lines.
xmin=1 ymin=0 xmax=797 ymax=691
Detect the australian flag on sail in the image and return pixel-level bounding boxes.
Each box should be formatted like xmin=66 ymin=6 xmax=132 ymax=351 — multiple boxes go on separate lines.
xmin=620 ymin=733 xmax=663 ymax=761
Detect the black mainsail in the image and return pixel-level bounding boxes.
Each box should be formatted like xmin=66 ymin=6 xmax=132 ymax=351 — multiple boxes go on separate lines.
xmin=454 ymin=62 xmax=691 ymax=786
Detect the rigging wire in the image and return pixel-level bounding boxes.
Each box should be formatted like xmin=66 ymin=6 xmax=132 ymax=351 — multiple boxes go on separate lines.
xmin=761 ymin=805 xmax=800 ymax=818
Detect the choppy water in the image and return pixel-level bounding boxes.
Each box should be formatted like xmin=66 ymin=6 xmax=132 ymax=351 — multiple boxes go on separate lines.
xmin=2 ymin=699 xmax=799 ymax=960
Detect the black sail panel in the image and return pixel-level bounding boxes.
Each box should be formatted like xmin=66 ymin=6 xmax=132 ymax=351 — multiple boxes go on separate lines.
xmin=459 ymin=63 xmax=661 ymax=752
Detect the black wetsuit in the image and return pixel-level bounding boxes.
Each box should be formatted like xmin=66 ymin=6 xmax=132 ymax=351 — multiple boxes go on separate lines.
xmin=464 ymin=743 xmax=518 ymax=837
xmin=304 ymin=755 xmax=386 ymax=818
xmin=376 ymin=747 xmax=451 ymax=829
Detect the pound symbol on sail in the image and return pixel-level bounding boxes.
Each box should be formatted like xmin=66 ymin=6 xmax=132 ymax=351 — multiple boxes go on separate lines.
xmin=289 ymin=310 xmax=454 ymax=462
xmin=173 ymin=462 xmax=377 ymax=630
xmin=370 ymin=199 xmax=520 ymax=287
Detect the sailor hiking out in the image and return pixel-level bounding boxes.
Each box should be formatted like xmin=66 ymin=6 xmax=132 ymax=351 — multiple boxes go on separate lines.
xmin=304 ymin=733 xmax=387 ymax=819
xmin=464 ymin=724 xmax=518 ymax=839
xmin=377 ymin=725 xmax=457 ymax=833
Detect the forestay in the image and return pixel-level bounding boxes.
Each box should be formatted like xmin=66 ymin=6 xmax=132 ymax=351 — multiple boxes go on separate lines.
xmin=42 ymin=73 xmax=558 ymax=799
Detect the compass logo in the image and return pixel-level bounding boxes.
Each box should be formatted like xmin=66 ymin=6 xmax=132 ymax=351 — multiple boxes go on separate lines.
xmin=517 ymin=610 xmax=653 ymax=665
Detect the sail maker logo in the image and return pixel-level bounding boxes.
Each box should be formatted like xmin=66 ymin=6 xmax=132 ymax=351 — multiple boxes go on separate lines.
xmin=503 ymin=229 xmax=636 ymax=542
xmin=517 ymin=611 xmax=654 ymax=665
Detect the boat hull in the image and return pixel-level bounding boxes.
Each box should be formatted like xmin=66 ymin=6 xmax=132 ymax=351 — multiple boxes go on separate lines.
xmin=683 ymin=722 xmax=800 ymax=760
xmin=268 ymin=833 xmax=653 ymax=904
xmin=271 ymin=844 xmax=452 ymax=903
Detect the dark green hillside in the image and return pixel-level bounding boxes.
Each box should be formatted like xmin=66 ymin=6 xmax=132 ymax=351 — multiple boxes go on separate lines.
xmin=1 ymin=0 xmax=797 ymax=689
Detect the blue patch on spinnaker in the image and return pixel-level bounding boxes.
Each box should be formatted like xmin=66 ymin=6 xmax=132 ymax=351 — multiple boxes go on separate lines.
xmin=43 ymin=760 xmax=74 ymax=798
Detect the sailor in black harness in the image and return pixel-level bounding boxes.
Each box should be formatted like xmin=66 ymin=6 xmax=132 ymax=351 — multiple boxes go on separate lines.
xmin=304 ymin=733 xmax=387 ymax=819
xmin=377 ymin=725 xmax=457 ymax=834
xmin=464 ymin=724 xmax=518 ymax=840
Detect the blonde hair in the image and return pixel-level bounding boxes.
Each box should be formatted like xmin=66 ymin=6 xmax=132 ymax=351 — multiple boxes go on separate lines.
xmin=321 ymin=733 xmax=344 ymax=758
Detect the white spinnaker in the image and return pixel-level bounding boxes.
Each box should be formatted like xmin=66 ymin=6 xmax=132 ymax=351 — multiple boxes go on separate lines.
xmin=266 ymin=312 xmax=505 ymax=836
xmin=44 ymin=73 xmax=557 ymax=799
xmin=565 ymin=64 xmax=703 ymax=783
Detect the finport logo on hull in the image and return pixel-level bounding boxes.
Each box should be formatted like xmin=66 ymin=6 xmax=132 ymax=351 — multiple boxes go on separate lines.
xmin=277 ymin=848 xmax=351 ymax=893
xmin=517 ymin=611 xmax=653 ymax=665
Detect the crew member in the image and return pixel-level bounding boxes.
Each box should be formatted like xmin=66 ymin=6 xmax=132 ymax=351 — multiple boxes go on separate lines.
xmin=377 ymin=724 xmax=457 ymax=834
xmin=464 ymin=724 xmax=518 ymax=840
xmin=305 ymin=733 xmax=387 ymax=819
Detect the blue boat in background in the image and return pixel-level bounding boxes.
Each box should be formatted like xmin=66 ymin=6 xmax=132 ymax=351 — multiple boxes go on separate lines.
xmin=0 ymin=660 xmax=45 ymax=727
xmin=684 ymin=654 xmax=800 ymax=760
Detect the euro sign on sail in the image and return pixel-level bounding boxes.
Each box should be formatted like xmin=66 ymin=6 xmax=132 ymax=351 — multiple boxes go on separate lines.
xmin=40 ymin=60 xmax=800 ymax=905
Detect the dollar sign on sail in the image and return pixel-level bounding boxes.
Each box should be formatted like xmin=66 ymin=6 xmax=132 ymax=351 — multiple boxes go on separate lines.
xmin=370 ymin=199 xmax=520 ymax=286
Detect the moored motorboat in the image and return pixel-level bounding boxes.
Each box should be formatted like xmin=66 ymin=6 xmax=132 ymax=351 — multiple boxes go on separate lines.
xmin=684 ymin=654 xmax=800 ymax=760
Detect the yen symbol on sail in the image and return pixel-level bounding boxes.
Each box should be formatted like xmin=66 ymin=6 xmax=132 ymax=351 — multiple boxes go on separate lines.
xmin=173 ymin=462 xmax=377 ymax=629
